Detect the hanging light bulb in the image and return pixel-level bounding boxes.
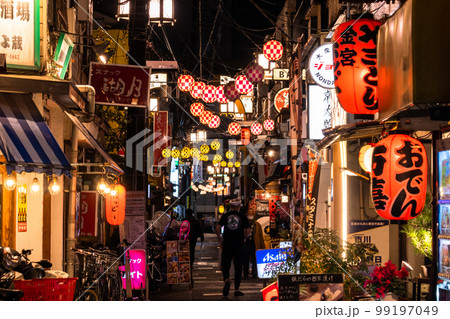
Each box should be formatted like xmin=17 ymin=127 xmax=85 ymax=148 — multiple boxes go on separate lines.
xmin=31 ymin=177 xmax=40 ymax=195
xmin=97 ymin=177 xmax=107 ymax=194
xmin=17 ymin=185 xmax=26 ymax=194
xmin=110 ymin=184 xmax=118 ymax=197
xmin=4 ymin=174 xmax=16 ymax=191
xmin=48 ymin=176 xmax=61 ymax=196
xmin=103 ymin=183 xmax=111 ymax=196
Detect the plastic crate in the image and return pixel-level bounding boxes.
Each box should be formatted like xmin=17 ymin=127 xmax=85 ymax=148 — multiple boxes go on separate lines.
xmin=14 ymin=278 xmax=78 ymax=301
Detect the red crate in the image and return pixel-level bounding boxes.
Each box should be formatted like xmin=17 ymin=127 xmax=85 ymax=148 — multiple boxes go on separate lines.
xmin=14 ymin=278 xmax=78 ymax=301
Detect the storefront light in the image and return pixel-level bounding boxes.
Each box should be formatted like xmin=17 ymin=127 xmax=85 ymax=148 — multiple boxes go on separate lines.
xmin=17 ymin=185 xmax=26 ymax=194
xmin=48 ymin=176 xmax=61 ymax=196
xmin=31 ymin=177 xmax=40 ymax=195
xmin=97 ymin=178 xmax=107 ymax=194
xmin=4 ymin=174 xmax=16 ymax=191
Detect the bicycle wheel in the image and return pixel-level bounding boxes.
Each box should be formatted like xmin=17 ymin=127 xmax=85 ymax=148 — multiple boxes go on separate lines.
xmin=76 ymin=289 xmax=99 ymax=301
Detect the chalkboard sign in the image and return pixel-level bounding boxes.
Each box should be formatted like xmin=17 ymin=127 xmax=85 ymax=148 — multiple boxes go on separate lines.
xmin=278 ymin=274 xmax=343 ymax=301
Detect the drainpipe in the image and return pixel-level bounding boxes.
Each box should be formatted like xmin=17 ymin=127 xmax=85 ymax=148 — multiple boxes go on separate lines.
xmin=76 ymin=85 xmax=96 ymax=122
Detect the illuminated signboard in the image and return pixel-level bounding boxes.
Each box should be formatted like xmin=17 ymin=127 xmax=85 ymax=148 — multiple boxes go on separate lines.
xmin=256 ymin=248 xmax=293 ymax=279
xmin=308 ymin=44 xmax=334 ymax=89
xmin=119 ymin=249 xmax=147 ymax=290
xmin=307 ymin=84 xmax=332 ymax=140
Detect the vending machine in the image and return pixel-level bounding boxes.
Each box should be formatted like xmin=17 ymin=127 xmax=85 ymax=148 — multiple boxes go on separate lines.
xmin=436 ymin=139 xmax=450 ymax=301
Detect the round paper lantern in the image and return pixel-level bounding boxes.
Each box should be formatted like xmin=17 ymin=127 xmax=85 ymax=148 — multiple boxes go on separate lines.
xmin=211 ymin=140 xmax=221 ymax=150
xmin=200 ymin=154 xmax=208 ymax=161
xmin=359 ymin=144 xmax=374 ymax=173
xmin=224 ymin=82 xmax=240 ymax=101
xmin=263 ymin=119 xmax=275 ymax=131
xmin=228 ymin=122 xmax=241 ymax=135
xmin=190 ymin=81 xmax=206 ymax=99
xmin=105 ymin=184 xmax=126 ymax=225
xmin=202 ymin=85 xmax=217 ymax=103
xmin=235 ymin=75 xmax=254 ymax=95
xmin=220 ymin=161 xmax=227 ymax=167
xmin=226 ymin=151 xmax=234 ymax=159
xmin=181 ymin=147 xmax=191 ymax=158
xmin=227 ymin=162 xmax=234 ymax=168
xmin=235 ymin=161 xmax=241 ymax=168
xmin=332 ymin=18 xmax=382 ymax=114
xmin=178 ymin=75 xmax=195 ymax=92
xmin=171 ymin=149 xmax=180 ymax=158
xmin=251 ymin=122 xmax=263 ymax=135
xmin=162 ymin=148 xmax=171 ymax=158
xmin=216 ymin=86 xmax=229 ymax=104
xmin=208 ymin=115 xmax=221 ymax=129
xmin=214 ymin=154 xmax=222 ymax=162
xmin=263 ymin=40 xmax=283 ymax=61
xmin=200 ymin=144 xmax=210 ymax=154
xmin=370 ymin=134 xmax=427 ymax=220
xmin=245 ymin=63 xmax=264 ymax=83
xmin=241 ymin=128 xmax=251 ymax=146
xmin=191 ymin=148 xmax=200 ymax=158
xmin=199 ymin=110 xmax=213 ymax=125
xmin=190 ymin=102 xmax=204 ymax=116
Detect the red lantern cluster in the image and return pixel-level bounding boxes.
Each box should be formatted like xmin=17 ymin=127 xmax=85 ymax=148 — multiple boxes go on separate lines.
xmin=251 ymin=122 xmax=263 ymax=135
xmin=190 ymin=81 xmax=206 ymax=99
xmin=245 ymin=63 xmax=264 ymax=83
xmin=177 ymin=75 xmax=195 ymax=92
xmin=332 ymin=18 xmax=382 ymax=114
xmin=105 ymin=184 xmax=126 ymax=225
xmin=202 ymin=85 xmax=217 ymax=103
xmin=263 ymin=119 xmax=275 ymax=131
xmin=208 ymin=115 xmax=221 ymax=129
xmin=216 ymin=86 xmax=228 ymax=104
xmin=370 ymin=134 xmax=428 ymax=220
xmin=224 ymin=82 xmax=240 ymax=101
xmin=235 ymin=75 xmax=253 ymax=95
xmin=228 ymin=122 xmax=241 ymax=135
xmin=190 ymin=102 xmax=204 ymax=116
xmin=199 ymin=110 xmax=213 ymax=125
xmin=263 ymin=40 xmax=283 ymax=61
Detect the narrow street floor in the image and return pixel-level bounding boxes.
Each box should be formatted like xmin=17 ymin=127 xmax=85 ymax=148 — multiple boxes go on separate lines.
xmin=150 ymin=233 xmax=265 ymax=301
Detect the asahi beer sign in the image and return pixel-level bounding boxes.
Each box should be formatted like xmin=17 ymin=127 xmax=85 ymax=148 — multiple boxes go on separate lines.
xmin=0 ymin=0 xmax=40 ymax=69
xmin=308 ymin=44 xmax=334 ymax=89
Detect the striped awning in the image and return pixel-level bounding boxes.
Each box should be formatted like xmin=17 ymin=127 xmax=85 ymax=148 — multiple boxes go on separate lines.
xmin=0 ymin=93 xmax=73 ymax=176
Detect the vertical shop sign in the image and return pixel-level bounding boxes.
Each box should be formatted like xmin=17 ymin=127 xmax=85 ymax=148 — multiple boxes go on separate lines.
xmin=17 ymin=185 xmax=27 ymax=232
xmin=123 ymin=191 xmax=146 ymax=250
xmin=53 ymin=32 xmax=74 ymax=79
xmin=89 ymin=63 xmax=150 ymax=107
xmin=79 ymin=191 xmax=98 ymax=237
xmin=306 ymin=150 xmax=321 ymax=236
xmin=119 ymin=249 xmax=146 ymax=290
xmin=0 ymin=0 xmax=40 ymax=69
xmin=153 ymin=111 xmax=169 ymax=167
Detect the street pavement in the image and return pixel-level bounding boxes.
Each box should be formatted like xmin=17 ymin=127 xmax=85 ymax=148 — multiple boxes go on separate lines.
xmin=149 ymin=233 xmax=266 ymax=301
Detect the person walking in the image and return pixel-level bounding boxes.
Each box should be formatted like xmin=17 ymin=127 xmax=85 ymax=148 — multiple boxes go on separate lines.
xmin=184 ymin=209 xmax=204 ymax=269
xmin=216 ymin=198 xmax=250 ymax=297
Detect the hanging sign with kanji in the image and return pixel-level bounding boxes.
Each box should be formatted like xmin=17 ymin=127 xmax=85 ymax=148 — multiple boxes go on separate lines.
xmin=152 ymin=111 xmax=169 ymax=167
xmin=0 ymin=0 xmax=40 ymax=69
xmin=308 ymin=44 xmax=334 ymax=89
xmin=89 ymin=62 xmax=150 ymax=107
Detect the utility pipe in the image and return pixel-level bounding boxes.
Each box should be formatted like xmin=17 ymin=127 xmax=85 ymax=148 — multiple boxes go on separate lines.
xmin=76 ymin=85 xmax=96 ymax=122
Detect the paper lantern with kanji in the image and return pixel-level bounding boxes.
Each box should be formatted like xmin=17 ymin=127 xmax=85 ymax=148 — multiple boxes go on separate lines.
xmin=177 ymin=75 xmax=195 ymax=92
xmin=190 ymin=102 xmax=204 ymax=116
xmin=235 ymin=75 xmax=254 ymax=95
xmin=332 ymin=18 xmax=382 ymax=114
xmin=370 ymin=134 xmax=427 ymax=220
xmin=216 ymin=86 xmax=228 ymax=104
xmin=245 ymin=63 xmax=264 ymax=83
xmin=251 ymin=122 xmax=263 ymax=135
xmin=224 ymin=82 xmax=240 ymax=101
xmin=241 ymin=128 xmax=251 ymax=146
xmin=228 ymin=122 xmax=241 ymax=135
xmin=263 ymin=119 xmax=275 ymax=131
xmin=208 ymin=115 xmax=221 ymax=129
xmin=263 ymin=40 xmax=283 ymax=61
xmin=200 ymin=110 xmax=213 ymax=125
xmin=202 ymin=85 xmax=217 ymax=103
xmin=190 ymin=81 xmax=206 ymax=99
xmin=105 ymin=184 xmax=126 ymax=225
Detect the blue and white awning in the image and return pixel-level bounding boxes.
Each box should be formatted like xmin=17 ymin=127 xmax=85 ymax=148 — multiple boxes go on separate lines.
xmin=0 ymin=93 xmax=73 ymax=176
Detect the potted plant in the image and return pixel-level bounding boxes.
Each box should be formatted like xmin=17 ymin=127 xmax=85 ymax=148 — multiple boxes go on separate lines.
xmin=364 ymin=260 xmax=409 ymax=300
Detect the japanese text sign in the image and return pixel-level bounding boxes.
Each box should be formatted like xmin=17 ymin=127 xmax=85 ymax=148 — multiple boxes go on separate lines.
xmin=89 ymin=63 xmax=150 ymax=107
xmin=120 ymin=249 xmax=146 ymax=290
xmin=79 ymin=191 xmax=98 ymax=237
xmin=0 ymin=0 xmax=40 ymax=69
xmin=256 ymin=248 xmax=292 ymax=279
xmin=308 ymin=44 xmax=334 ymax=89
xmin=152 ymin=111 xmax=169 ymax=167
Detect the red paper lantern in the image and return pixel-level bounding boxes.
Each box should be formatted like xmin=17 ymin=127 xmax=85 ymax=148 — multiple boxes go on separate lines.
xmin=241 ymin=128 xmax=251 ymax=145
xmin=216 ymin=85 xmax=229 ymax=104
xmin=235 ymin=75 xmax=254 ymax=95
xmin=332 ymin=18 xmax=382 ymax=114
xmin=105 ymin=184 xmax=126 ymax=225
xmin=177 ymin=75 xmax=195 ymax=92
xmin=228 ymin=122 xmax=241 ymax=135
xmin=370 ymin=134 xmax=427 ymax=220
xmin=190 ymin=81 xmax=206 ymax=99
xmin=263 ymin=40 xmax=283 ymax=61
xmin=251 ymin=122 xmax=263 ymax=135
xmin=190 ymin=102 xmax=204 ymax=116
xmin=208 ymin=115 xmax=221 ymax=128
xmin=199 ymin=110 xmax=213 ymax=124
xmin=263 ymin=119 xmax=275 ymax=131
xmin=224 ymin=82 xmax=240 ymax=101
xmin=245 ymin=63 xmax=264 ymax=83
xmin=202 ymin=85 xmax=217 ymax=103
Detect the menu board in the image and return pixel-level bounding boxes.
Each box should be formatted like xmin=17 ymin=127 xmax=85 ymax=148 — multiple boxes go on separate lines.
xmin=166 ymin=240 xmax=191 ymax=285
xmin=278 ymin=274 xmax=343 ymax=301
xmin=439 ymin=239 xmax=450 ymax=280
xmin=440 ymin=204 xmax=450 ymax=236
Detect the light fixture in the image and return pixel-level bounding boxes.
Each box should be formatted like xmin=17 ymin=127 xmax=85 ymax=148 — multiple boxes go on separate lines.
xmin=31 ymin=177 xmax=40 ymax=195
xmin=263 ymin=40 xmax=283 ymax=61
xmin=225 ymin=151 xmax=234 ymax=159
xmin=4 ymin=174 xmax=16 ymax=191
xmin=103 ymin=184 xmax=111 ymax=196
xmin=110 ymin=185 xmax=118 ymax=197
xmin=267 ymin=149 xmax=275 ymax=157
xmin=235 ymin=161 xmax=241 ymax=168
xmin=227 ymin=162 xmax=233 ymax=168
xmin=97 ymin=177 xmax=107 ymax=194
xmin=211 ymin=140 xmax=221 ymax=150
xmin=17 ymin=185 xmax=26 ymax=194
xmin=220 ymin=161 xmax=227 ymax=167
xmin=48 ymin=176 xmax=61 ymax=196
xmin=149 ymin=0 xmax=175 ymax=25
xmin=219 ymin=205 xmax=225 ymax=214
xmin=401 ymin=261 xmax=414 ymax=280
xmin=99 ymin=50 xmax=115 ymax=64
xmin=359 ymin=144 xmax=374 ymax=173
xmin=281 ymin=194 xmax=289 ymax=203
xmin=265 ymin=193 xmax=271 ymax=199
xmin=340 ymin=168 xmax=369 ymax=181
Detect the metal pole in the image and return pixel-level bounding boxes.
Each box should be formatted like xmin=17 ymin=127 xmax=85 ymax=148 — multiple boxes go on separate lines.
xmin=66 ymin=125 xmax=78 ymax=277
xmin=431 ymin=130 xmax=441 ymax=300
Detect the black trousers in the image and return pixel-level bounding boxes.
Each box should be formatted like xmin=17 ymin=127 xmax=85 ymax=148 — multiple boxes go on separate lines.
xmin=221 ymin=243 xmax=243 ymax=290
xmin=243 ymin=240 xmax=256 ymax=278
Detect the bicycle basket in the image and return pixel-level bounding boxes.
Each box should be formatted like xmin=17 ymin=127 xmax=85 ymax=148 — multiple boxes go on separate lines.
xmin=14 ymin=278 xmax=78 ymax=301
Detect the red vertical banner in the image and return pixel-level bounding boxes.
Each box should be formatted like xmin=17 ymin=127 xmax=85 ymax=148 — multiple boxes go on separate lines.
xmin=80 ymin=191 xmax=98 ymax=237
xmin=153 ymin=111 xmax=169 ymax=167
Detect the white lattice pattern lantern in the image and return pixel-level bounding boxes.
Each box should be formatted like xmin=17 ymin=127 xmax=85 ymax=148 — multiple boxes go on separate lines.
xmin=190 ymin=81 xmax=206 ymax=99
xmin=190 ymin=102 xmax=204 ymax=116
xmin=216 ymin=85 xmax=228 ymax=104
xmin=228 ymin=122 xmax=241 ymax=135
xmin=208 ymin=115 xmax=221 ymax=129
xmin=202 ymin=85 xmax=217 ymax=103
xmin=224 ymin=82 xmax=240 ymax=101
xmin=263 ymin=119 xmax=275 ymax=131
xmin=235 ymin=75 xmax=254 ymax=95
xmin=177 ymin=74 xmax=195 ymax=92
xmin=263 ymin=40 xmax=283 ymax=61
xmin=245 ymin=63 xmax=264 ymax=83
xmin=200 ymin=110 xmax=213 ymax=125
xmin=251 ymin=122 xmax=263 ymax=135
